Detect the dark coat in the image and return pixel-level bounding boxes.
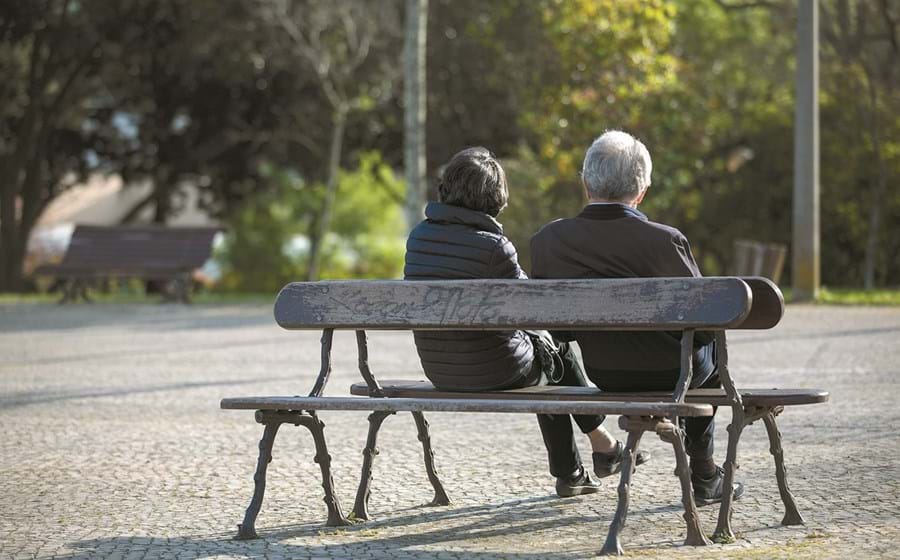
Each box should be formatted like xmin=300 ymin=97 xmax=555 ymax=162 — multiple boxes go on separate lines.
xmin=530 ymin=203 xmax=713 ymax=377
xmin=404 ymin=202 xmax=533 ymax=391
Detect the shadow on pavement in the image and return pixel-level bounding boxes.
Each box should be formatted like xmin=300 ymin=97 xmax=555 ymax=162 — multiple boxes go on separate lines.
xmin=0 ymin=304 xmax=274 ymax=333
xmin=729 ymin=325 xmax=900 ymax=345
xmin=44 ymin=496 xmax=681 ymax=559
xmin=0 ymin=374 xmax=299 ymax=410
xmin=1 ymin=335 xmax=290 ymax=368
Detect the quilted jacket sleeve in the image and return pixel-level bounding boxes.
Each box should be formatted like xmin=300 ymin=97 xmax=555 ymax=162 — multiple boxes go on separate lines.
xmin=490 ymin=236 xmax=528 ymax=280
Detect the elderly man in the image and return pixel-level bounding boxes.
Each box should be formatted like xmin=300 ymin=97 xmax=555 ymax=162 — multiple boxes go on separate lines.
xmin=530 ymin=130 xmax=744 ymax=504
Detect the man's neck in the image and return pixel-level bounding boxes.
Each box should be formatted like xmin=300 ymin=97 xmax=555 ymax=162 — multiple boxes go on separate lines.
xmin=588 ymin=199 xmax=638 ymax=209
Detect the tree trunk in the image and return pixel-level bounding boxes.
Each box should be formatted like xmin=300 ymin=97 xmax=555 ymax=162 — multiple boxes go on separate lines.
xmin=403 ymin=0 xmax=428 ymax=231
xmin=0 ymin=172 xmax=19 ymax=292
xmin=306 ymin=110 xmax=347 ymax=281
xmin=0 ymin=172 xmax=40 ymax=294
xmin=862 ymin=71 xmax=887 ymax=290
xmin=0 ymin=132 xmax=43 ymax=293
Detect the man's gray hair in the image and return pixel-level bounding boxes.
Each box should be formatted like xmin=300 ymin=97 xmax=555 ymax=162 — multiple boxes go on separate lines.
xmin=581 ymin=130 xmax=652 ymax=202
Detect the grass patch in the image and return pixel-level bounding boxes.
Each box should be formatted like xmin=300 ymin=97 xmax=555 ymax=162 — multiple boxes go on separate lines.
xmin=4 ymin=284 xmax=898 ymax=307
xmin=0 ymin=293 xmax=58 ymax=304
xmin=781 ymin=287 xmax=900 ymax=306
xmin=816 ymin=287 xmax=900 ymax=306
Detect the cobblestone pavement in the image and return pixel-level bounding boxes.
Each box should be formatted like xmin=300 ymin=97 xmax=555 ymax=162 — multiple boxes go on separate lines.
xmin=1 ymin=302 xmax=898 ymax=559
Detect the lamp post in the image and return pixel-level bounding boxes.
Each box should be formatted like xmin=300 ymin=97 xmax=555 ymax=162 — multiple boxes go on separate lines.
xmin=792 ymin=0 xmax=820 ymax=301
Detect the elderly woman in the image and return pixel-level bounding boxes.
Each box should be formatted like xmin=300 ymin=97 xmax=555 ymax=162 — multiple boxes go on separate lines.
xmin=404 ymin=147 xmax=648 ymax=497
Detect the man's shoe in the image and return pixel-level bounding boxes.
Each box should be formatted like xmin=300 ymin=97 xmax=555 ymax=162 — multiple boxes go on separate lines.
xmin=592 ymin=441 xmax=651 ymax=479
xmin=692 ymin=466 xmax=746 ymax=506
xmin=556 ymin=466 xmax=602 ymax=498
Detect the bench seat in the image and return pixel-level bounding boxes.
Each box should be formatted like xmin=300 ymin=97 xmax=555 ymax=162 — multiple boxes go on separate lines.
xmin=220 ymin=395 xmax=714 ymax=417
xmin=349 ymin=380 xmax=829 ymax=408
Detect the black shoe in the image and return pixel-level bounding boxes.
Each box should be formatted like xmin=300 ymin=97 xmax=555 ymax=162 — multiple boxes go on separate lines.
xmin=692 ymin=466 xmax=745 ymax=506
xmin=556 ymin=465 xmax=602 ymax=497
xmin=592 ymin=441 xmax=651 ymax=479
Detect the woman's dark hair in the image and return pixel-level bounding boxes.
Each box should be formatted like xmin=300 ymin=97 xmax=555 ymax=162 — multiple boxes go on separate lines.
xmin=437 ymin=147 xmax=509 ymax=217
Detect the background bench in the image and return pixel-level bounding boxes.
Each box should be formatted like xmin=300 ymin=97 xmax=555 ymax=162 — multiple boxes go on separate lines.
xmin=35 ymin=225 xmax=219 ymax=303
xmin=221 ymin=277 xmax=828 ymax=555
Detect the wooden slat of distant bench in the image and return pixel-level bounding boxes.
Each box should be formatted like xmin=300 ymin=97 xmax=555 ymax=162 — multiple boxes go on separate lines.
xmin=219 ymin=396 xmax=715 ymax=417
xmin=349 ymin=380 xmax=830 ymax=407
xmin=274 ymin=278 xmax=752 ymax=331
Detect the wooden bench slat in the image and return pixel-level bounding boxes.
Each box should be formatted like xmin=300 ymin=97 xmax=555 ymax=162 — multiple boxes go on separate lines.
xmin=274 ymin=278 xmax=753 ymax=331
xmin=220 ymin=396 xmax=715 ymax=417
xmin=349 ymin=380 xmax=830 ymax=407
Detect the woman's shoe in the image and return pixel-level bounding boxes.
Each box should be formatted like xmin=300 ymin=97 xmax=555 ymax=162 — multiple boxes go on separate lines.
xmin=592 ymin=440 xmax=651 ymax=479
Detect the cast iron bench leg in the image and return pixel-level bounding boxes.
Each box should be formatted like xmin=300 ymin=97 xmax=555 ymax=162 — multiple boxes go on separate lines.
xmin=412 ymin=411 xmax=451 ymax=506
xmin=59 ymin=280 xmax=75 ymax=304
xmin=351 ymin=410 xmax=451 ymax=521
xmin=59 ymin=279 xmax=89 ymax=304
xmin=236 ymin=411 xmax=351 ymax=540
xmin=658 ymin=420 xmax=711 ymax=546
xmin=352 ymin=410 xmax=395 ymax=520
xmin=762 ymin=409 xmax=805 ymax=526
xmin=236 ymin=420 xmax=280 ymax=540
xmin=712 ymin=409 xmax=746 ymax=542
xmin=78 ymin=280 xmax=92 ymax=302
xmin=600 ymin=424 xmax=644 ymax=556
xmin=295 ymin=412 xmax=352 ymax=527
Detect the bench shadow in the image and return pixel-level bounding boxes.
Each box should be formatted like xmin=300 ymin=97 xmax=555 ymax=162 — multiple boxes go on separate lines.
xmin=0 ymin=374 xmax=301 ymax=410
xmin=40 ymin=495 xmax=692 ymax=559
xmin=0 ymin=303 xmax=274 ymax=333
xmin=1 ymin=335 xmax=290 ymax=368
xmin=729 ymin=325 xmax=900 ymax=345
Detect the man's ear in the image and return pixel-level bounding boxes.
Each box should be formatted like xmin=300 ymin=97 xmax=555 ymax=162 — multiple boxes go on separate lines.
xmin=633 ymin=188 xmax=648 ymax=206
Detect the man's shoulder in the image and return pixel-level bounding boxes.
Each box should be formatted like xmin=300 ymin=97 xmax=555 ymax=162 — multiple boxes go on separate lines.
xmin=532 ymin=217 xmax=574 ymax=242
xmin=641 ymin=218 xmax=689 ymax=243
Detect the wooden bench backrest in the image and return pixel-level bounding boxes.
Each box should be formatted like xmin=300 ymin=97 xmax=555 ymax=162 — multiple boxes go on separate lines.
xmin=274 ymin=277 xmax=775 ymax=331
xmin=736 ymin=277 xmax=784 ymax=329
xmin=59 ymin=225 xmax=219 ymax=273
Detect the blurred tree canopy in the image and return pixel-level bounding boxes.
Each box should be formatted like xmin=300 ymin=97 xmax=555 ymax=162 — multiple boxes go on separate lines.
xmin=0 ymin=0 xmax=897 ymax=291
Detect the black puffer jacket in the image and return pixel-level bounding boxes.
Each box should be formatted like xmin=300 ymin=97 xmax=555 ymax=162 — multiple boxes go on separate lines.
xmin=404 ymin=202 xmax=534 ymax=391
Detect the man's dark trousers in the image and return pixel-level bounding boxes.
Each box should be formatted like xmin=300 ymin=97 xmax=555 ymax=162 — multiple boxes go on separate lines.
xmin=585 ymin=342 xmax=719 ymax=460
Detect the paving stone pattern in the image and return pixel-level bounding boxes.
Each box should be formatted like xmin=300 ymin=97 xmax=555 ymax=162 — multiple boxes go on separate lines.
xmin=1 ymin=303 xmax=899 ymax=559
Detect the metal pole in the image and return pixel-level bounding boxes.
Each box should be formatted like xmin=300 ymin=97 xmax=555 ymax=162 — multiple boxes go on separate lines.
xmin=792 ymin=0 xmax=820 ymax=301
xmin=403 ymin=0 xmax=428 ymax=230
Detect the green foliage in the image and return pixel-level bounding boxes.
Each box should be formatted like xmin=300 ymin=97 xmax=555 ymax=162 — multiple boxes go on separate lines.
xmin=501 ymin=146 xmax=584 ymax=274
xmin=497 ymin=0 xmax=898 ymax=286
xmin=217 ymin=152 xmax=404 ymax=291
xmin=321 ymin=152 xmax=407 ymax=279
xmin=215 ymin=165 xmax=307 ymax=293
xmin=3 ymin=0 xmax=896 ymax=291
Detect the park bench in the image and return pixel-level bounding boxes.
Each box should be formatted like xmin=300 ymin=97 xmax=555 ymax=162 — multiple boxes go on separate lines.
xmin=221 ymin=277 xmax=828 ymax=555
xmin=35 ymin=225 xmax=219 ymax=303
